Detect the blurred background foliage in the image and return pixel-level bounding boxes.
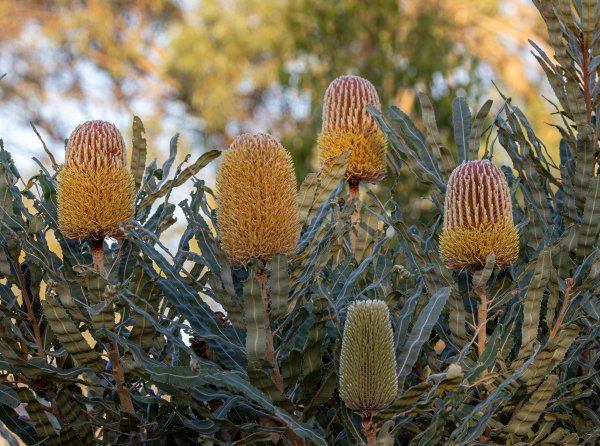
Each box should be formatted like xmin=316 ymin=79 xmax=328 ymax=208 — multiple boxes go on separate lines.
xmin=0 ymin=0 xmax=557 ymax=181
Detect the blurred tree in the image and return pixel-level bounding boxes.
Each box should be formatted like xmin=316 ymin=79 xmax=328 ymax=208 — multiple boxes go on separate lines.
xmin=0 ymin=0 xmax=181 ymax=143
xmin=164 ymin=0 xmax=549 ymax=177
xmin=0 ymin=0 xmax=550 ymax=180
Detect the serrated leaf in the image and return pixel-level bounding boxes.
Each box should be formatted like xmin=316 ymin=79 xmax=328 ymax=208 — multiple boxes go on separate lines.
xmin=393 ymin=281 xmax=424 ymax=351
xmin=532 ymin=0 xmax=570 ymax=67
xmin=418 ymin=93 xmax=443 ymax=149
xmin=195 ymin=223 xmax=243 ymax=330
xmin=418 ymin=93 xmax=454 ymax=180
xmin=414 ymin=406 xmax=448 ymax=445
xmin=0 ymin=384 xmax=20 ymax=408
xmin=473 ymin=253 xmax=495 ymax=289
xmin=575 ymin=126 xmax=596 ymax=211
xmin=581 ymin=0 xmax=596 ymax=41
xmin=269 ymin=254 xmax=289 ymax=322
xmin=43 ymin=295 xmax=103 ymax=371
xmin=468 ymin=99 xmax=493 ymax=160
xmin=372 ymin=105 xmax=446 ymax=191
xmin=449 ymin=349 xmax=539 ymax=443
xmin=518 ymin=249 xmax=552 ymax=362
xmin=306 ymin=150 xmax=350 ymax=222
xmin=0 ymin=405 xmax=40 ymax=446
xmin=388 ymin=106 xmax=441 ymax=178
xmin=243 ymin=267 xmax=289 ymax=408
xmin=139 ymin=361 xmax=327 ymax=445
xmin=452 ymin=96 xmax=472 ymax=163
xmin=80 ymin=270 xmax=114 ymax=333
xmin=518 ymin=324 xmax=579 ymax=392
xmin=335 ymin=237 xmax=387 ymax=312
xmin=375 ymin=381 xmax=432 ymax=420
xmin=298 ymin=173 xmax=319 ymax=223
xmin=131 ymin=116 xmax=147 ymax=192
xmin=578 ymin=175 xmax=600 ymax=259
xmin=355 ymin=197 xmax=384 ymax=261
xmin=303 ymin=367 xmax=337 ymax=419
xmin=446 ymin=287 xmax=467 ymax=346
xmin=127 ymin=266 xmax=161 ymax=349
xmin=506 ymin=374 xmax=559 ymax=436
xmin=15 ymin=387 xmax=60 ymax=445
xmin=300 ymin=295 xmax=329 ymax=400
xmin=545 ymin=268 xmax=560 ymax=332
xmin=138 ymin=150 xmax=220 ymax=210
xmin=397 ymin=287 xmax=451 ymax=387
xmin=55 ymin=387 xmax=94 ymax=444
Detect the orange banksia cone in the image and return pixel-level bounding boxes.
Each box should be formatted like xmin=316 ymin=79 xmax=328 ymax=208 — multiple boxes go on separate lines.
xmin=440 ymin=159 xmax=519 ymax=271
xmin=216 ymin=133 xmax=300 ymax=264
xmin=318 ymin=75 xmax=387 ymax=184
xmin=58 ymin=120 xmax=135 ymax=241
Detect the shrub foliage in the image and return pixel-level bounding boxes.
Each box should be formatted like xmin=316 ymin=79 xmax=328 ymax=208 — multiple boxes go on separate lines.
xmin=0 ymin=1 xmax=598 ymax=445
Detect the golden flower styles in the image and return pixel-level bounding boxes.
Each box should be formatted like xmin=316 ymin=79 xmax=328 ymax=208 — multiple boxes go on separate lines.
xmin=339 ymin=300 xmax=398 ymax=418
xmin=216 ymin=133 xmax=300 ymax=264
xmin=318 ymin=75 xmax=387 ymax=183
xmin=440 ymin=159 xmax=519 ymax=271
xmin=58 ymin=120 xmax=135 ymax=240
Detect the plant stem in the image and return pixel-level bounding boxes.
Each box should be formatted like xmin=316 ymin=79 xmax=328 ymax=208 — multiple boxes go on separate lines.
xmin=107 ymin=342 xmax=135 ymax=414
xmin=90 ymin=238 xmax=105 ymax=273
xmin=362 ymin=416 xmax=378 ymax=446
xmin=549 ymin=278 xmax=574 ymax=340
xmin=473 ymin=284 xmax=491 ymax=442
xmin=473 ymin=285 xmax=488 ymax=365
xmin=349 ymin=180 xmax=360 ymax=255
xmin=256 ymin=270 xmax=284 ymax=392
xmin=91 ymin=237 xmax=135 ymax=414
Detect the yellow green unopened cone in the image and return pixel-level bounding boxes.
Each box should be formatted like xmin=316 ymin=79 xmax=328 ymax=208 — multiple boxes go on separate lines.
xmin=58 ymin=120 xmax=135 ymax=240
xmin=339 ymin=300 xmax=398 ymax=418
xmin=440 ymin=159 xmax=519 ymax=271
xmin=216 ymin=133 xmax=300 ymax=264
xmin=317 ymin=75 xmax=387 ymax=184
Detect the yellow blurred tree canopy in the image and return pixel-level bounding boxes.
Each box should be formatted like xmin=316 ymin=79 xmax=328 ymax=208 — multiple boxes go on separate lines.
xmin=0 ymin=0 xmax=555 ymax=177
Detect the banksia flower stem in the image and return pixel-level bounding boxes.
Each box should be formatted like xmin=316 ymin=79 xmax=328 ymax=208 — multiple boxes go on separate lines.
xmin=474 ymin=284 xmax=491 ymax=442
xmin=256 ymin=270 xmax=284 ymax=392
xmin=107 ymin=342 xmax=135 ymax=414
xmin=90 ymin=238 xmax=105 ymax=274
xmin=349 ymin=181 xmax=360 ymax=198
xmin=362 ymin=417 xmax=378 ymax=446
xmin=90 ymin=237 xmax=134 ymax=414
xmin=474 ymin=284 xmax=488 ymax=363
xmin=549 ymin=278 xmax=574 ymax=340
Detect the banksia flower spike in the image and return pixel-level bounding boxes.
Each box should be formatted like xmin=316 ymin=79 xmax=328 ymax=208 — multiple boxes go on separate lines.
xmin=58 ymin=120 xmax=135 ymax=244
xmin=318 ymin=75 xmax=387 ymax=186
xmin=339 ymin=300 xmax=398 ymax=420
xmin=216 ymin=133 xmax=300 ymax=264
xmin=440 ymin=159 xmax=519 ymax=271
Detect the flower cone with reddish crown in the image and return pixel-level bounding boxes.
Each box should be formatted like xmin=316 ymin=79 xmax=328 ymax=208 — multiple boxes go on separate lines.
xmin=57 ymin=120 xmax=135 ymax=241
xmin=440 ymin=159 xmax=519 ymax=271
xmin=318 ymin=75 xmax=387 ymax=184
xmin=216 ymin=133 xmax=300 ymax=264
